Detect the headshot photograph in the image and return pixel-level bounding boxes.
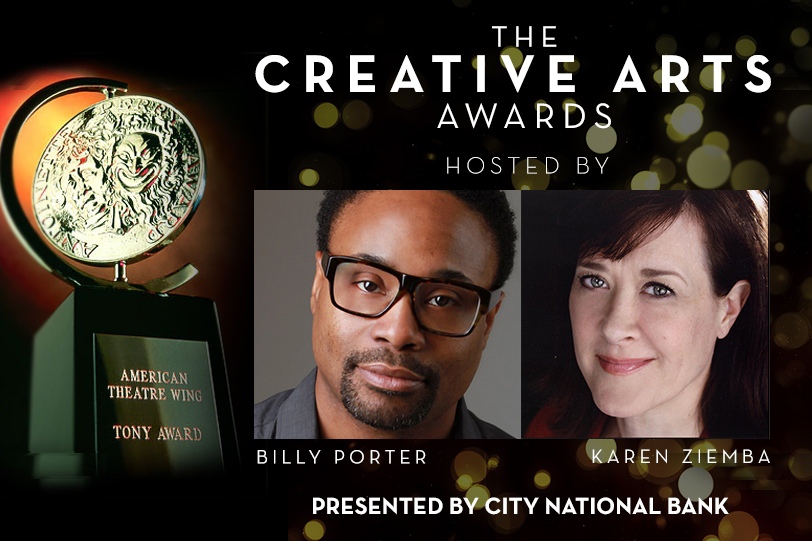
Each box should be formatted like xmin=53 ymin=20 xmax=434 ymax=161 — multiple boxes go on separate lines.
xmin=521 ymin=190 xmax=769 ymax=439
xmin=254 ymin=190 xmax=522 ymax=439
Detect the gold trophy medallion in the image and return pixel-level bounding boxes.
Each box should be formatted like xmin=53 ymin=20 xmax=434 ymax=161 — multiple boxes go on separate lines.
xmin=1 ymin=78 xmax=205 ymax=292
xmin=33 ymin=95 xmax=204 ymax=265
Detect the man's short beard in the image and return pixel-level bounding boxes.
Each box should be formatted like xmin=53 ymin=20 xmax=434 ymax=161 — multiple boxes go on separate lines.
xmin=340 ymin=349 xmax=439 ymax=431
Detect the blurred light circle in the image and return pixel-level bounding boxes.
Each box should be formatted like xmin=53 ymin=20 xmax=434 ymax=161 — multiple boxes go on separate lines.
xmin=489 ymin=492 xmax=527 ymax=534
xmin=687 ymin=145 xmax=731 ymax=188
xmin=718 ymin=511 xmax=759 ymax=541
xmin=586 ymin=124 xmax=617 ymax=154
xmin=303 ymin=520 xmax=326 ymax=541
xmin=686 ymin=94 xmax=705 ymax=110
xmin=342 ymin=100 xmax=372 ymax=130
xmin=457 ymin=474 xmax=473 ymax=491
xmin=789 ymin=449 xmax=812 ymax=481
xmin=534 ymin=470 xmax=551 ymax=489
xmin=671 ymin=103 xmax=703 ymax=136
xmin=788 ymin=104 xmax=812 ymax=143
xmin=700 ymin=64 xmax=725 ymax=91
xmin=500 ymin=47 xmax=524 ymax=68
xmin=801 ymin=277 xmax=812 ymax=300
xmin=291 ymin=152 xmax=346 ymax=187
xmin=576 ymin=440 xmax=601 ymax=471
xmin=773 ymin=312 xmax=811 ymax=349
xmin=666 ymin=122 xmax=690 ymax=142
xmin=466 ymin=484 xmax=490 ymax=509
xmin=678 ymin=467 xmax=714 ymax=501
xmin=313 ymin=102 xmax=339 ymax=128
xmin=511 ymin=158 xmax=550 ymax=190
xmin=562 ymin=97 xmax=577 ymax=111
xmin=650 ymin=157 xmax=676 ymax=183
xmin=731 ymin=160 xmax=770 ymax=189
xmin=770 ymin=265 xmax=791 ymax=295
xmin=585 ymin=439 xmax=617 ymax=463
xmin=725 ymin=487 xmax=742 ymax=507
xmin=454 ymin=449 xmax=488 ymax=483
xmin=784 ymin=494 xmax=812 ymax=534
xmin=656 ymin=34 xmax=678 ymax=55
xmin=796 ymin=46 xmax=812 ymax=71
xmin=298 ymin=168 xmax=319 ymax=187
xmin=735 ymin=36 xmax=757 ymax=58
xmin=687 ymin=440 xmax=719 ymax=470
xmin=631 ymin=170 xmax=661 ymax=190
xmin=641 ymin=439 xmax=684 ymax=482
xmin=791 ymin=27 xmax=811 ymax=47
xmin=703 ymin=131 xmax=729 ymax=151
xmin=388 ymin=73 xmax=428 ymax=110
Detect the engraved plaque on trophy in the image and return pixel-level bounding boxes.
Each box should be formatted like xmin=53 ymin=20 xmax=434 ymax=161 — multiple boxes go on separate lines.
xmin=0 ymin=78 xmax=239 ymax=492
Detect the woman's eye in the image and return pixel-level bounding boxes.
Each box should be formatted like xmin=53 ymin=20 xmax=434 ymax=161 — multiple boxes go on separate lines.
xmin=644 ymin=283 xmax=674 ymax=298
xmin=580 ymin=275 xmax=606 ymax=289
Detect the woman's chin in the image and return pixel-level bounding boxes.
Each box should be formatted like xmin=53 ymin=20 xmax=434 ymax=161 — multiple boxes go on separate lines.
xmin=593 ymin=394 xmax=646 ymax=420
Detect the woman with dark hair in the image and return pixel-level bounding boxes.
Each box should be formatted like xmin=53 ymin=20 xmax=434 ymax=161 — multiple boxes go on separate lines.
xmin=523 ymin=190 xmax=769 ymax=439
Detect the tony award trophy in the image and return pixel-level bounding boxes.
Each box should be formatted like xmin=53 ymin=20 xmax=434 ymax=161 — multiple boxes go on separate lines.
xmin=0 ymin=78 xmax=239 ymax=492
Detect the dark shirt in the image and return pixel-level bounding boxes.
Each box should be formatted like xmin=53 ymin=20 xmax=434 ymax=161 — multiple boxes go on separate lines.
xmin=254 ymin=368 xmax=514 ymax=439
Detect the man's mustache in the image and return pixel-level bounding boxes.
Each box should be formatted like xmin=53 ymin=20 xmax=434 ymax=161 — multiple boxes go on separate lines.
xmin=344 ymin=349 xmax=435 ymax=382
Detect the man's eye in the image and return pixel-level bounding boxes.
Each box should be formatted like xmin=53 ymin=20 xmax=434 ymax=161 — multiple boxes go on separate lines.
xmin=427 ymin=295 xmax=454 ymax=307
xmin=356 ymin=281 xmax=381 ymax=293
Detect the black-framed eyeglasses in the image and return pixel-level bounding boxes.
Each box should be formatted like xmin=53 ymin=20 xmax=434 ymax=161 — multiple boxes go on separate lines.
xmin=320 ymin=251 xmax=501 ymax=337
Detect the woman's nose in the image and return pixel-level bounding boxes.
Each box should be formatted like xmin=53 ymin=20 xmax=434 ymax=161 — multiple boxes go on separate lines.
xmin=599 ymin=291 xmax=640 ymax=344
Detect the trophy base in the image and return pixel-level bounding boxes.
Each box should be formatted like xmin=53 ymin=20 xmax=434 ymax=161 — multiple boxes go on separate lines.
xmin=27 ymin=286 xmax=240 ymax=494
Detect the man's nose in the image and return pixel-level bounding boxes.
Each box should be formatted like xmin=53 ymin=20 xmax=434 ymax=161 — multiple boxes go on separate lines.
xmin=599 ymin=291 xmax=640 ymax=344
xmin=371 ymin=293 xmax=427 ymax=350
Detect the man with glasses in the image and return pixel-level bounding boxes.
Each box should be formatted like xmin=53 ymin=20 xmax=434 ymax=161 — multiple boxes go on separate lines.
xmin=254 ymin=190 xmax=518 ymax=439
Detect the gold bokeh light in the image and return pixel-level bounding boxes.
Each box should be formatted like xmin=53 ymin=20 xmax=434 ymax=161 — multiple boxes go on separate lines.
xmin=586 ymin=125 xmax=617 ymax=154
xmin=511 ymin=158 xmax=550 ymax=190
xmin=678 ymin=467 xmax=714 ymax=501
xmin=790 ymin=27 xmax=810 ymax=47
xmin=788 ymin=448 xmax=812 ymax=481
xmin=533 ymin=470 xmax=551 ymax=489
xmin=453 ymin=449 xmax=488 ymax=483
xmin=687 ymin=145 xmax=731 ymax=188
xmin=313 ymin=102 xmax=339 ymax=128
xmin=303 ymin=520 xmax=326 ymax=541
xmin=500 ymin=47 xmax=524 ymax=68
xmin=731 ymin=159 xmax=770 ymax=189
xmin=342 ymin=99 xmax=372 ymax=130
xmin=670 ymin=103 xmax=703 ymax=136
xmin=631 ymin=170 xmax=660 ymax=190
xmin=718 ymin=511 xmax=759 ymax=541
xmin=735 ymin=36 xmax=757 ymax=59
xmin=773 ymin=312 xmax=811 ymax=350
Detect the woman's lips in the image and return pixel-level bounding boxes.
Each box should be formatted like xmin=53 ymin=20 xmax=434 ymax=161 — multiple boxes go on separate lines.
xmin=356 ymin=363 xmax=426 ymax=392
xmin=597 ymin=355 xmax=654 ymax=375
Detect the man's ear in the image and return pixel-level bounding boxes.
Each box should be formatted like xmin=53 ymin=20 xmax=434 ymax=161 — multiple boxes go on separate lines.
xmin=717 ymin=280 xmax=751 ymax=339
xmin=311 ymin=251 xmax=325 ymax=315
xmin=480 ymin=291 xmax=505 ymax=350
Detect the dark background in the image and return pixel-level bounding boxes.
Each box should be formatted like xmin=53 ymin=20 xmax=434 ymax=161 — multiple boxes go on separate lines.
xmin=0 ymin=0 xmax=811 ymax=538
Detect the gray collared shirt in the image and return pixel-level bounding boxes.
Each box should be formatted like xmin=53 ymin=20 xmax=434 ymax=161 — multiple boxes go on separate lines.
xmin=254 ymin=368 xmax=514 ymax=439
